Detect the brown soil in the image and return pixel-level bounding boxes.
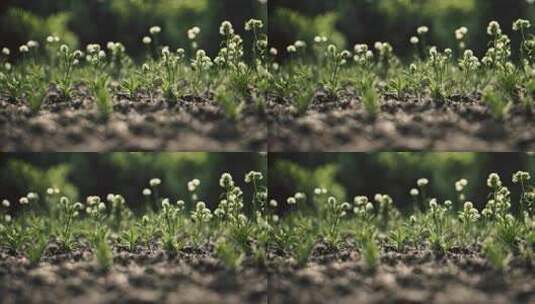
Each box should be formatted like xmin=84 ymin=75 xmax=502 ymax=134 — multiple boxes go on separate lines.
xmin=2 ymin=240 xmax=533 ymax=304
xmin=267 ymin=90 xmax=535 ymax=151
xmin=0 ymin=241 xmax=267 ymax=304
xmin=0 ymin=87 xmax=266 ymax=152
xmin=267 ymin=241 xmax=535 ymax=304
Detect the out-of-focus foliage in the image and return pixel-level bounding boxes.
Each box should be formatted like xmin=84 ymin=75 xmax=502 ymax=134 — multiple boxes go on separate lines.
xmin=269 ymin=160 xmax=345 ymax=213
xmin=0 ymin=153 xmax=267 ymax=213
xmin=270 ymin=0 xmax=535 ymax=59
xmin=270 ymin=153 xmax=535 ymax=212
xmin=0 ymin=0 xmax=266 ymax=59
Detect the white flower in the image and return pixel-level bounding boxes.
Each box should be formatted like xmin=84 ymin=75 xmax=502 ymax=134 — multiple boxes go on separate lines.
xmin=98 ymin=202 xmax=106 ymax=211
xmin=429 ymin=198 xmax=438 ymax=209
xmin=4 ymin=214 xmax=11 ymax=222
xmin=512 ymin=19 xmax=530 ymax=31
xmin=150 ymin=178 xmax=161 ymax=187
xmin=314 ymin=35 xmax=327 ymax=43
xmin=245 ymin=19 xmax=263 ymax=31
xmin=1 ymin=199 xmax=9 ymax=207
xmin=455 ymin=179 xmax=468 ymax=192
xmin=188 ymin=26 xmax=201 ymax=40
xmin=19 ymin=197 xmax=29 ymax=205
xmin=455 ymin=27 xmax=468 ymax=40
xmin=373 ymin=194 xmax=382 ymax=203
xmin=238 ymin=214 xmax=247 ymax=223
xmin=142 ymin=36 xmax=152 ymax=45
xmin=287 ymin=197 xmax=296 ymax=205
xmin=269 ymin=199 xmax=278 ymax=207
xmin=27 ymin=192 xmax=38 ymax=200
xmin=365 ymin=202 xmax=374 ymax=212
xmin=19 ymin=45 xmax=29 ymax=53
xmin=417 ymin=26 xmax=429 ymax=35
xmin=162 ymin=198 xmax=170 ymax=209
xmin=286 ymin=45 xmax=296 ymax=53
xmin=196 ymin=201 xmax=206 ymax=209
xmin=417 ymin=178 xmax=429 ymax=187
xmin=410 ymin=188 xmax=419 ymax=196
xmin=272 ymin=214 xmax=279 ymax=222
xmin=294 ymin=192 xmax=306 ymax=200
xmin=188 ymin=180 xmax=198 ymax=192
xmin=60 ymin=44 xmax=69 ymax=54
xmin=327 ymin=44 xmax=337 ymax=55
xmin=219 ymin=173 xmax=234 ymax=189
xmin=1 ymin=47 xmax=9 ymax=56
xmin=149 ymin=26 xmax=162 ymax=35
xmin=142 ymin=188 xmax=152 ymax=196
xmin=487 ymin=21 xmax=501 ymax=36
xmin=245 ymin=171 xmax=263 ymax=183
xmin=219 ymin=21 xmax=234 ymax=36
xmin=464 ymin=201 xmax=474 ymax=210
xmin=487 ymin=173 xmax=502 ymax=188
xmin=27 ymin=40 xmax=39 ymax=48
xmin=294 ymin=40 xmax=306 ymax=48
xmin=269 ymin=47 xmax=278 ymax=56
xmin=512 ymin=171 xmax=530 ymax=183
xmin=354 ymin=44 xmax=368 ymax=53
xmin=410 ymin=36 xmax=419 ymax=45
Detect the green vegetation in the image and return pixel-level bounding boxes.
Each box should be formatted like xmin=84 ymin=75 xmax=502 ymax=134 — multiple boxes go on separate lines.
xmin=272 ymin=19 xmax=535 ymax=116
xmin=0 ymin=18 xmax=269 ymax=120
xmin=2 ymin=17 xmax=533 ymax=120
xmin=1 ymin=164 xmax=533 ymax=271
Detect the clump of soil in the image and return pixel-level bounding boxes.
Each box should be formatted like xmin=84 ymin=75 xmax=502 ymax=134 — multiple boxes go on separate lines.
xmin=267 ymin=90 xmax=535 ymax=151
xmin=2 ymin=240 xmax=532 ymax=303
xmin=0 ymin=87 xmax=266 ymax=151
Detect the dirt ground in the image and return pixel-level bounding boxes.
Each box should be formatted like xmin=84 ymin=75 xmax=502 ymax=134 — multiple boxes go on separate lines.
xmin=267 ymin=241 xmax=535 ymax=304
xmin=0 ymin=241 xmax=267 ymax=304
xmin=0 ymin=87 xmax=266 ymax=152
xmin=2 ymin=87 xmax=533 ymax=152
xmin=267 ymin=90 xmax=535 ymax=152
xmin=1 ymin=240 xmax=533 ymax=304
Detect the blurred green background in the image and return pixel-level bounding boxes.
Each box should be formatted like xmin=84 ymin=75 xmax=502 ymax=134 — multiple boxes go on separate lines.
xmin=269 ymin=0 xmax=535 ymax=59
xmin=269 ymin=153 xmax=535 ymax=214
xmin=0 ymin=152 xmax=267 ymax=214
xmin=2 ymin=152 xmax=533 ymax=216
xmin=0 ymin=0 xmax=267 ymax=59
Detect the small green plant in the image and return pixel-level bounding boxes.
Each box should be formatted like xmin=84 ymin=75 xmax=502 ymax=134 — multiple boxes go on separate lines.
xmin=215 ymin=238 xmax=244 ymax=271
xmin=483 ymin=87 xmax=509 ymax=120
xmin=27 ymin=233 xmax=48 ymax=266
xmin=322 ymin=196 xmax=351 ymax=247
xmin=57 ymin=196 xmax=83 ymax=251
xmin=483 ymin=239 xmax=510 ymax=271
xmin=362 ymin=234 xmax=379 ymax=271
xmin=159 ymin=198 xmax=184 ymax=253
xmin=294 ymin=233 xmax=316 ymax=267
xmin=94 ymin=235 xmax=112 ymax=272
